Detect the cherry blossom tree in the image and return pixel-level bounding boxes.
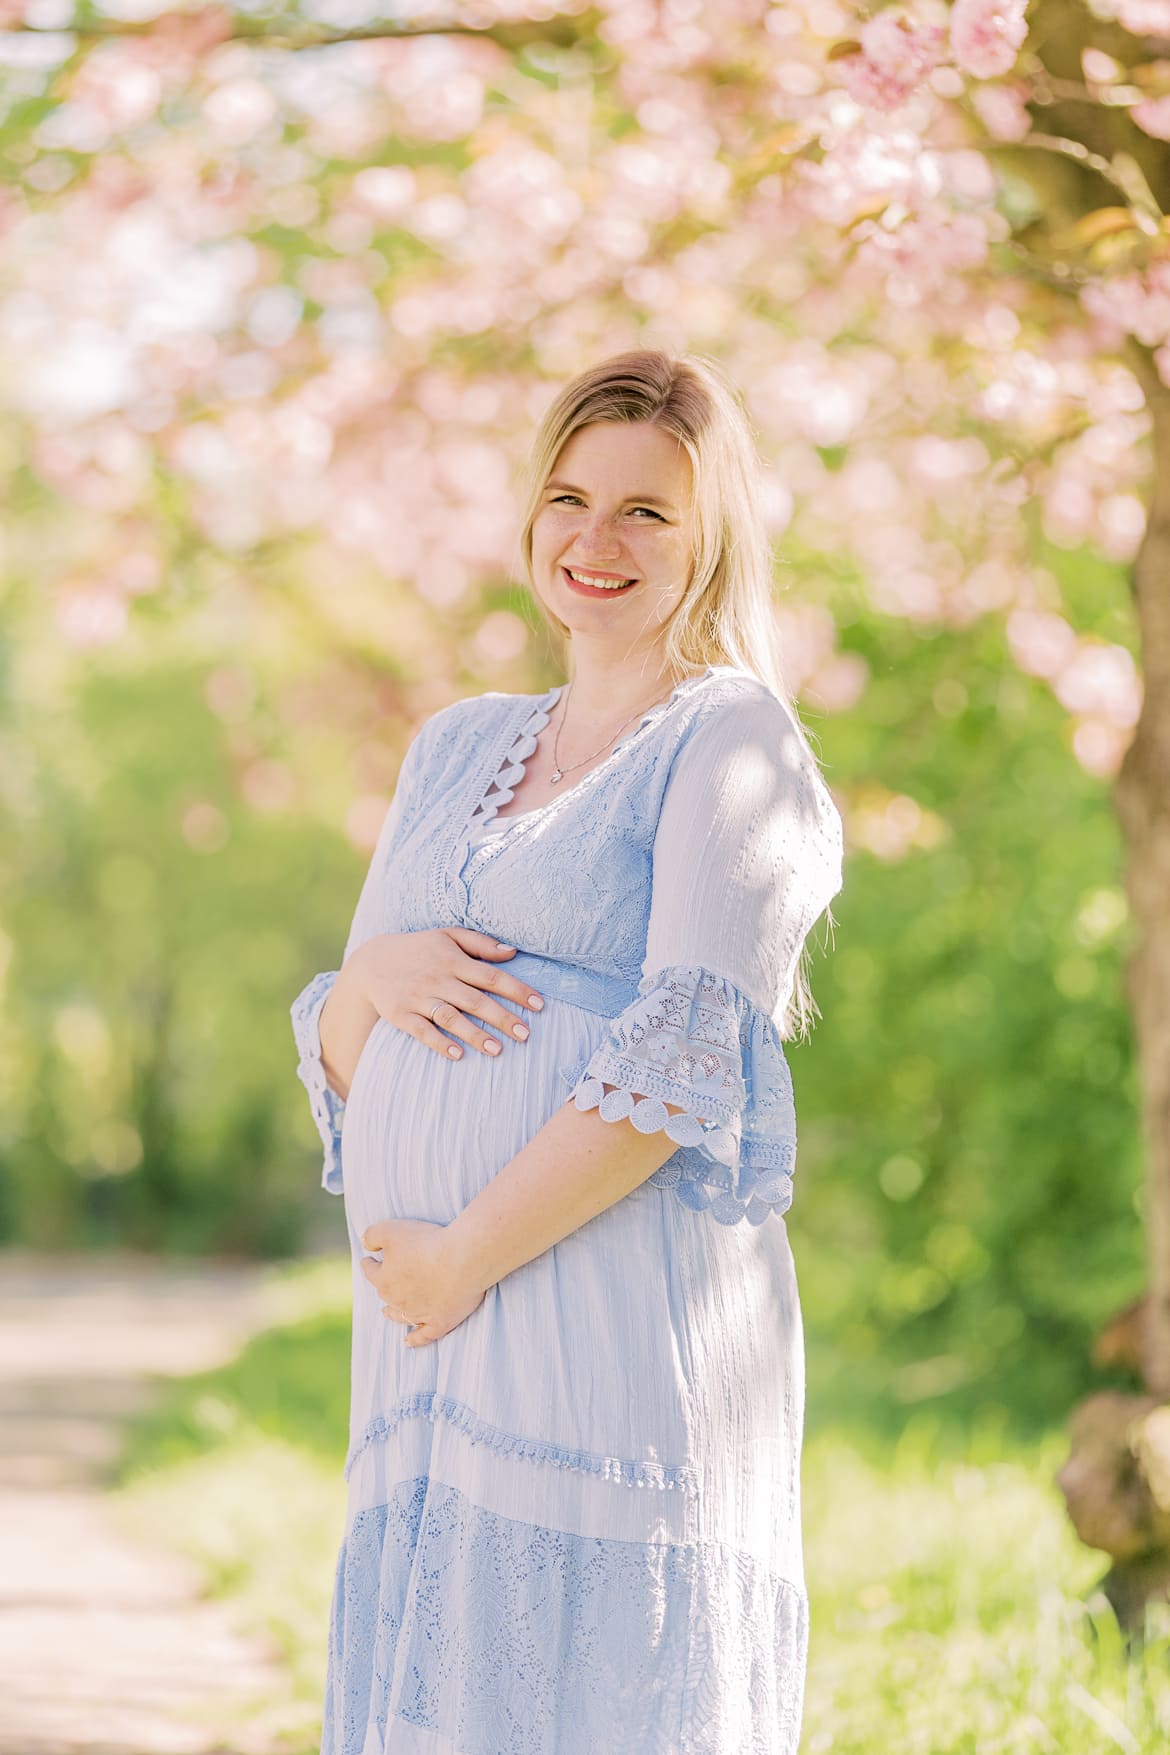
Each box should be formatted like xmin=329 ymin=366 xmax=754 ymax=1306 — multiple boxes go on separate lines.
xmin=2 ymin=0 xmax=1169 ymax=1614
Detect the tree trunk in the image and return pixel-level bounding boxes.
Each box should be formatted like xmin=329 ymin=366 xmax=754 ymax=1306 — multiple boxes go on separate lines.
xmin=1056 ymin=346 xmax=1170 ymax=1631
xmin=1114 ymin=346 xmax=1170 ymax=1399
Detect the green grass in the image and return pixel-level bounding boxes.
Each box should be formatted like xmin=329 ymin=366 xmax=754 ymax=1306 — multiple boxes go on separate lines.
xmin=112 ymin=1255 xmax=1170 ymax=1754
xmin=110 ymin=1255 xmax=353 ymax=1755
xmin=801 ymin=1426 xmax=1170 ymax=1753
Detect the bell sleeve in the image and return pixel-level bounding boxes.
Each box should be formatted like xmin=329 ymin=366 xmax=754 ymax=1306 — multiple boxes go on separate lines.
xmin=563 ymin=689 xmax=845 ymax=1226
xmin=290 ymin=725 xmax=428 ymax=1195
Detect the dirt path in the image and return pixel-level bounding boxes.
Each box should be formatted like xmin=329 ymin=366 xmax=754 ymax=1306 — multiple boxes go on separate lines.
xmin=0 ymin=1249 xmax=313 ymax=1755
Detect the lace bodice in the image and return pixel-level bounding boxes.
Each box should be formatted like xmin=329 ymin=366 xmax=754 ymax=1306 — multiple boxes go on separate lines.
xmin=465 ymin=804 xmax=540 ymax=848
xmin=292 ymin=663 xmax=845 ymax=1224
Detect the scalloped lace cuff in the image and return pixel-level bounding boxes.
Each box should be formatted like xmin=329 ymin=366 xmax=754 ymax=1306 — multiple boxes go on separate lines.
xmin=562 ymin=964 xmax=798 ymax=1227
xmin=291 ymin=969 xmax=345 ymax=1195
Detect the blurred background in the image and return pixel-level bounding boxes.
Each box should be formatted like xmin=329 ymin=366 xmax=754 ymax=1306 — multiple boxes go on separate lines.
xmin=3 ymin=0 xmax=1169 ymax=1751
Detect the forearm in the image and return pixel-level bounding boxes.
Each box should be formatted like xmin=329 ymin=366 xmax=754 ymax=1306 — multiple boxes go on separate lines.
xmin=318 ymin=955 xmax=378 ymax=1101
xmin=447 ymin=1095 xmax=683 ymax=1291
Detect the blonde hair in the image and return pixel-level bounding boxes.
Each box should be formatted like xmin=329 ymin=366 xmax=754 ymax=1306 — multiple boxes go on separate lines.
xmin=514 ymin=347 xmax=837 ymax=1041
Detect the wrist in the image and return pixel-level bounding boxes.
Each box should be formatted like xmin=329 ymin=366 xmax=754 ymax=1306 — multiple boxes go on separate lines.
xmin=339 ymin=940 xmax=373 ymax=1003
xmin=320 ymin=949 xmax=379 ymax=1101
xmin=445 ymin=1208 xmax=496 ymax=1299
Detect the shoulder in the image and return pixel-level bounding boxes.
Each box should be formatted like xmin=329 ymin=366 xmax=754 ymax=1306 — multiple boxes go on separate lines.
xmin=674 ymin=669 xmax=810 ymax=769
xmin=672 ymin=670 xmax=844 ymax=861
xmin=404 ymin=686 xmax=529 ymax=765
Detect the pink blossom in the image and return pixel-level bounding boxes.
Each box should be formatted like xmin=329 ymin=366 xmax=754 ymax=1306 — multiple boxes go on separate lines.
xmin=970 ymin=81 xmax=1032 ymax=140
xmin=839 ymin=12 xmax=947 ymax=113
xmin=55 ymin=581 xmax=129 ymax=649
xmin=950 ymin=0 xmax=1029 ymax=80
xmin=1081 ymin=263 xmax=1170 ymax=349
xmin=1133 ymin=96 xmax=1170 ymax=141
xmin=1052 ymin=642 xmax=1141 ymax=728
xmin=1072 ymin=719 xmax=1133 ymax=780
xmin=1006 ymin=608 xmax=1078 ymax=680
xmin=855 ymin=209 xmax=991 ymax=298
xmin=1115 ymin=0 xmax=1170 ymax=34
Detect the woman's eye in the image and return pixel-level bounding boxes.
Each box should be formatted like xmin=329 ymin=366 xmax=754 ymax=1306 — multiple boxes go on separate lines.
xmin=549 ymin=495 xmax=661 ymax=520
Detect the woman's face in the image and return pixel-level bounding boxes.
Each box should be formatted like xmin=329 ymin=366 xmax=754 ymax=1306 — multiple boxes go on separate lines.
xmin=529 ymin=420 xmax=696 ymax=655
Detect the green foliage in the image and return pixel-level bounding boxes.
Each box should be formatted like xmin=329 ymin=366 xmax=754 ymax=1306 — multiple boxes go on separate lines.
xmin=790 ymin=583 xmax=1142 ymax=1442
xmin=0 ymin=597 xmax=374 ymax=1253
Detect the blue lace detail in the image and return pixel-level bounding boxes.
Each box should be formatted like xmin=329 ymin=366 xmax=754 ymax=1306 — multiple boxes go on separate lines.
xmin=465 ymin=671 xmax=707 ymax=838
xmin=291 ymin=968 xmax=345 ymax=1194
xmin=562 ymin=964 xmax=798 ymax=1228
xmin=344 ymin=1392 xmax=700 ymax=1493
xmin=446 ymin=670 xmax=722 ymax=964
xmin=322 ymin=1480 xmax=809 ymax=1755
xmin=468 ymin=685 xmax=562 ymax=827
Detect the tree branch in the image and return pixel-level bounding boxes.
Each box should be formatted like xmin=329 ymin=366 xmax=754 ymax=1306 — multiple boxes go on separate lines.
xmin=0 ymin=13 xmax=597 ymax=54
xmin=1028 ymin=74 xmax=1147 ymax=112
xmin=996 ymin=237 xmax=1095 ymax=291
xmin=1004 ymin=131 xmax=1163 ymax=228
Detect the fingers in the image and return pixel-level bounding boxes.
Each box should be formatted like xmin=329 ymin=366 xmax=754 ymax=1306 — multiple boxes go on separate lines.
xmin=360 ymin=1249 xmax=419 ymax=1334
xmin=413 ymin=1016 xmax=473 ymax=1061
xmin=378 ymin=1304 xmax=436 ymax=1347
xmin=447 ymin=934 xmax=546 ymax=1015
xmin=425 ymin=996 xmax=501 ymax=1059
xmin=446 ymin=928 xmax=517 ymax=959
xmin=448 ymin=978 xmax=542 ymax=1046
xmin=416 ymin=987 xmax=534 ymax=1061
xmin=394 ymin=932 xmax=546 ymax=1063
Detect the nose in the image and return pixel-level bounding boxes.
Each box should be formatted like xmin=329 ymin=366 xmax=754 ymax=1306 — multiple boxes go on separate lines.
xmin=576 ymin=510 xmax=622 ymax=558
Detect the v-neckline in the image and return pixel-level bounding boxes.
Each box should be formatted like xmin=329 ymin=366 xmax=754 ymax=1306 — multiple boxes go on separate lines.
xmin=437 ymin=663 xmax=737 ymax=917
xmin=473 ymin=663 xmax=722 ymax=835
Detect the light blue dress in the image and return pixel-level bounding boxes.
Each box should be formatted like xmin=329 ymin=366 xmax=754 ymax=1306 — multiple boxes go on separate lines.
xmin=291 ymin=662 xmax=844 ymax=1755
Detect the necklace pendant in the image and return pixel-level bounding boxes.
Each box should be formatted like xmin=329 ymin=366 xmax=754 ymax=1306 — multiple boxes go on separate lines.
xmin=549 ymin=768 xmax=563 ymax=785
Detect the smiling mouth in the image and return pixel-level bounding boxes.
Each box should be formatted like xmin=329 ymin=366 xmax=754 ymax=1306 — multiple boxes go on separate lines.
xmin=560 ymin=565 xmax=638 ymax=593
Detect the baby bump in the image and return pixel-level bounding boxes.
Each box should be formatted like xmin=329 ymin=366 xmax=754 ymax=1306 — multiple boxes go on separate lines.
xmin=339 ymin=1004 xmax=587 ymax=1241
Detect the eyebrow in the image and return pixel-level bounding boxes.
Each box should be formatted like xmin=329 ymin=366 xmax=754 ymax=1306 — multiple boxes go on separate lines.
xmin=544 ymin=478 xmax=676 ymax=512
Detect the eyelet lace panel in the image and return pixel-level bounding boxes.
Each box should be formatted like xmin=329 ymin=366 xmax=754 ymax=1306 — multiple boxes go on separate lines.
xmin=323 ymin=1480 xmax=809 ymax=1755
xmin=468 ymin=685 xmax=561 ymax=829
xmin=561 ymin=964 xmax=798 ymax=1228
xmin=344 ymin=1391 xmax=700 ymax=1491
xmin=291 ymin=968 xmax=345 ymax=1194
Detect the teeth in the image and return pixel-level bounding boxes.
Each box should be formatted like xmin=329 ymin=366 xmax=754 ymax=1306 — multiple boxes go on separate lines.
xmin=566 ymin=568 xmax=633 ymax=589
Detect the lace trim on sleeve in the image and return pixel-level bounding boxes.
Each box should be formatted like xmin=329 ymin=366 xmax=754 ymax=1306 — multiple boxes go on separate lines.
xmin=291 ymin=969 xmax=346 ymax=1195
xmin=560 ymin=964 xmax=798 ymax=1228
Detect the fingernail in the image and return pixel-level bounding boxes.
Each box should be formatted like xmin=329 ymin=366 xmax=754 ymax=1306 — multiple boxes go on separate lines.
xmin=496 ymin=942 xmax=514 ymax=952
xmin=448 ymin=1045 xmax=461 ymax=1058
xmin=528 ymin=994 xmax=544 ymax=1009
xmin=485 ymin=1040 xmax=501 ymax=1055
xmin=513 ymin=1023 xmax=529 ymax=1040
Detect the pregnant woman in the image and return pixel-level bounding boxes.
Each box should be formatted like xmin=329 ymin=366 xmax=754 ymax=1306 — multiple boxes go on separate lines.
xmin=291 ymin=349 xmax=845 ymax=1754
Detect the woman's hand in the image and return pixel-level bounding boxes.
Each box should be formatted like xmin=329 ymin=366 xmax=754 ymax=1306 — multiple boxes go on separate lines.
xmin=360 ymin=1218 xmax=489 ymax=1348
xmin=350 ymin=928 xmax=545 ymax=1063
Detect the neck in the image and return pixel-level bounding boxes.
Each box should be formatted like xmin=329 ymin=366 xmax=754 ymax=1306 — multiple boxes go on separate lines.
xmin=560 ymin=647 xmax=692 ymax=727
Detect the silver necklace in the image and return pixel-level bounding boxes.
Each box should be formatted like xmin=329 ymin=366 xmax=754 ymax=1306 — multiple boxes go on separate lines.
xmin=548 ymin=676 xmax=681 ymax=785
